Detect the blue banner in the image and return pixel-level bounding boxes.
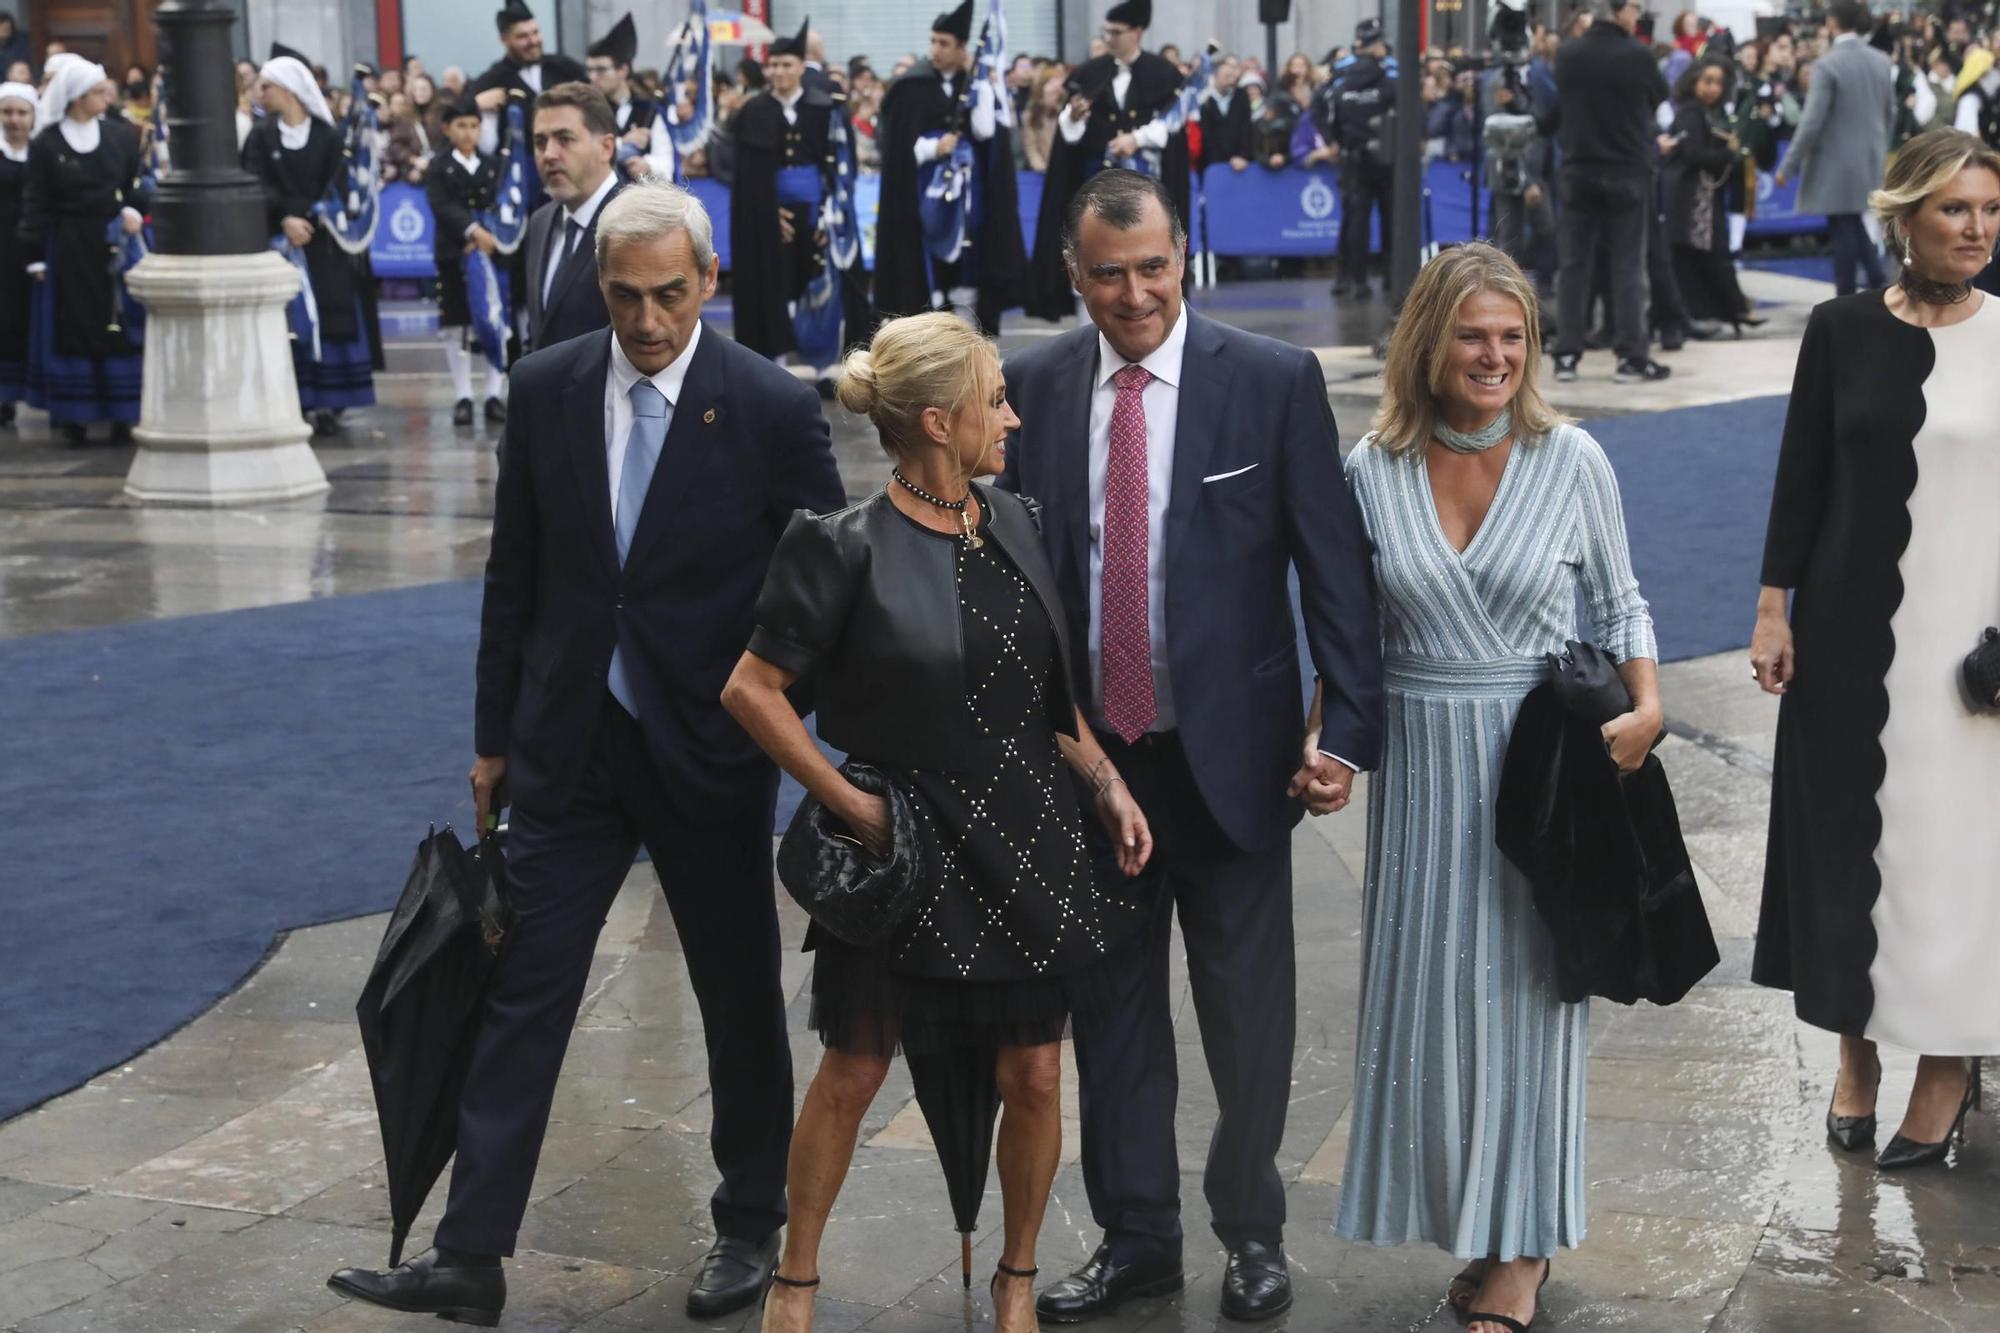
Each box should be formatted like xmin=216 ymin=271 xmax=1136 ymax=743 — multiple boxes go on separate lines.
xmin=371 ymin=182 xmax=437 ymax=280
xmin=1201 ymin=163 xmax=1344 ymax=256
xmin=1746 ymin=162 xmax=1826 ymax=237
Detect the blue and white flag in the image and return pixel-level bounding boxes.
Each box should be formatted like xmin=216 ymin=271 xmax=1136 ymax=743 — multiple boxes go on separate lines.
xmin=107 ymin=217 xmax=148 ymax=348
xmin=460 ymin=95 xmax=533 ymax=373
xmin=316 ymin=67 xmax=381 ymax=254
xmin=918 ymin=0 xmax=1007 ymax=263
xmin=273 ymin=236 xmax=321 ymax=360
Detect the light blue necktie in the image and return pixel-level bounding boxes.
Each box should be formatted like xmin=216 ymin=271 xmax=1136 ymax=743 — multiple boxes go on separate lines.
xmin=608 ymin=378 xmax=670 ymax=716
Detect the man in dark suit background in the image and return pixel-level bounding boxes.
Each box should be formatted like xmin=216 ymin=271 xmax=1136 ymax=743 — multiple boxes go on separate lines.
xmin=1001 ymin=169 xmax=1382 ymax=1325
xmin=327 ymin=178 xmax=846 ymax=1327
xmin=523 ymin=82 xmax=626 ymax=353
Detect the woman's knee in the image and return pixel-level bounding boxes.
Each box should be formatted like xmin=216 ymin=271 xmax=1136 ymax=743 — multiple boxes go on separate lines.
xmin=996 ymin=1044 xmax=1062 ymax=1112
xmin=813 ymin=1050 xmax=891 ymax=1115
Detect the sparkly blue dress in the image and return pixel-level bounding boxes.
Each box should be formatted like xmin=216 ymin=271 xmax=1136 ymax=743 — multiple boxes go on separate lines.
xmin=1334 ymin=424 xmax=1657 ymax=1261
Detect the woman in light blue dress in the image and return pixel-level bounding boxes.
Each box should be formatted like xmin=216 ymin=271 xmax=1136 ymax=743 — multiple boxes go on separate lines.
xmin=1314 ymin=244 xmax=1661 ymax=1333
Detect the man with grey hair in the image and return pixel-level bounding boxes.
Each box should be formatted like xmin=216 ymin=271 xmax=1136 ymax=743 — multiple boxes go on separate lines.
xmin=326 ymin=177 xmax=846 ymax=1326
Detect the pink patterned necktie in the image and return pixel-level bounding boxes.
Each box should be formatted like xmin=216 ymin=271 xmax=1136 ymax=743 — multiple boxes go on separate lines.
xmin=1102 ymin=363 xmax=1156 ymax=743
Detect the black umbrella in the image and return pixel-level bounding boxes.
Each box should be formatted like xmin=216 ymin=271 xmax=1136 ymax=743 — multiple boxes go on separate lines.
xmin=355 ymin=827 xmax=513 ymax=1266
xmin=905 ymin=1044 xmax=1002 ymax=1288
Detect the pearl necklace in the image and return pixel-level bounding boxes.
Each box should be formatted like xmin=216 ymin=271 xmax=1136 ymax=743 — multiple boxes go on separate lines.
xmin=893 ymin=469 xmax=984 ymax=548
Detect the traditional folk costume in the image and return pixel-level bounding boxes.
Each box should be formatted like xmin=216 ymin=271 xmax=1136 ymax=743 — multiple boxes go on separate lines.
xmin=0 ymin=81 xmax=38 ymax=422
xmin=1023 ymin=0 xmax=1186 ymax=320
xmin=244 ymin=52 xmax=379 ymax=430
xmin=873 ymin=0 xmax=1026 ymax=335
xmin=592 ymin=14 xmax=680 ymax=184
xmin=426 ymin=100 xmax=508 ymax=425
xmin=21 ymin=60 xmax=149 ymax=439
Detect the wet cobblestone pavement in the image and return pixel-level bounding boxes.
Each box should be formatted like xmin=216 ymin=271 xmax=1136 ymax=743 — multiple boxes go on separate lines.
xmin=2 ymin=279 xmax=1994 ymax=1331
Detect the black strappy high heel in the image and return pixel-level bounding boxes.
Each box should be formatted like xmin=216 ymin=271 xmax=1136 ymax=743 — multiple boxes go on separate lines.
xmin=1464 ymin=1258 xmax=1550 ymax=1333
xmin=990 ymin=1262 xmax=1038 ymax=1330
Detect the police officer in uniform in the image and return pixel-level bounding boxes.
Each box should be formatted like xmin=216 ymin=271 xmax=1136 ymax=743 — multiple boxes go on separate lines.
xmin=1326 ymin=18 xmax=1396 ymax=298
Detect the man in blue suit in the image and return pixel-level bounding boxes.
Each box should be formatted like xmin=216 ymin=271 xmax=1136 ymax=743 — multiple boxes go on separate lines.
xmin=1002 ymin=169 xmax=1382 ymax=1324
xmin=327 ymin=179 xmax=846 ymax=1326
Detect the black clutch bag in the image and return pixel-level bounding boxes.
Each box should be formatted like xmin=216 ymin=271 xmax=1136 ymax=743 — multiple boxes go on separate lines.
xmin=776 ymin=762 xmax=932 ymax=948
xmin=1547 ymin=639 xmax=1667 ymax=750
xmin=1965 ymin=627 xmax=2000 ymax=712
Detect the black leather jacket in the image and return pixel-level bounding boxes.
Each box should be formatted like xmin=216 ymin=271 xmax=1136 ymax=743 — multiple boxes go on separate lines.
xmin=747 ymin=486 xmax=1079 ymax=771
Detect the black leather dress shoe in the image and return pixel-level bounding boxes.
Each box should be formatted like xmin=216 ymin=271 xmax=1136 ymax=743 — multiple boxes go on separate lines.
xmin=1035 ymin=1243 xmax=1184 ymax=1323
xmin=452 ymin=397 xmax=474 ymax=426
xmin=1220 ymin=1241 xmax=1292 ymax=1321
xmin=326 ymin=1253 xmax=505 ymax=1326
xmin=484 ymin=395 xmax=508 ymax=424
xmin=685 ymin=1233 xmax=779 ymax=1317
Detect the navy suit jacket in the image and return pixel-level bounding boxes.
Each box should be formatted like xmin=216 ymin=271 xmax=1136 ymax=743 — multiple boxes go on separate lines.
xmin=1001 ymin=309 xmax=1383 ymax=853
xmin=523 ymin=180 xmax=627 ymax=354
xmin=475 ymin=324 xmax=846 ymax=818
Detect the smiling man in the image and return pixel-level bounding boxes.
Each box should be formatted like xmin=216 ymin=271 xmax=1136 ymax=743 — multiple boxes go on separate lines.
xmin=326 ymin=179 xmax=845 ymax=1327
xmin=1000 ymin=168 xmax=1382 ymax=1325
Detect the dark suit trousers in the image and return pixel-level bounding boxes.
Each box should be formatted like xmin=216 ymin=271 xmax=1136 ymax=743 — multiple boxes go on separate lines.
xmin=435 ymin=695 xmax=793 ymax=1256
xmin=1074 ymin=730 xmax=1295 ymax=1261
xmin=1826 ymin=213 xmax=1885 ymax=297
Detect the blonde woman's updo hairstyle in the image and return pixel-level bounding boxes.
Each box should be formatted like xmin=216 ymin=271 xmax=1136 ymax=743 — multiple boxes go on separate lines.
xmin=837 ymin=311 xmax=995 ymax=460
xmin=1371 ymin=242 xmax=1568 ymax=456
xmin=1869 ymin=127 xmax=2000 ymax=263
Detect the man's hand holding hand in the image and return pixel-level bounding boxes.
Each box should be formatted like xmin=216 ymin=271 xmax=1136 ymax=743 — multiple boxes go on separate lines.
xmin=470 ymin=755 xmax=508 ymax=834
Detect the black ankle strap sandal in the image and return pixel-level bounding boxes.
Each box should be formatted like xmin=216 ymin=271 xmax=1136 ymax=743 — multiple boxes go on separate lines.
xmin=994 ymin=1263 xmax=1039 ymax=1279
xmin=769 ymin=1272 xmax=820 ymax=1289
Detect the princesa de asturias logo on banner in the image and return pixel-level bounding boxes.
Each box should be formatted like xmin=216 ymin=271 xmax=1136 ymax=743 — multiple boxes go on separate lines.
xmin=390 ymin=198 xmax=428 ymax=245
xmin=1300 ymin=178 xmax=1336 ymax=222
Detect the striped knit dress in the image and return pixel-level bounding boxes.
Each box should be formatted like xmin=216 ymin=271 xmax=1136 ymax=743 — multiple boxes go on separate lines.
xmin=1333 ymin=423 xmax=1657 ymax=1261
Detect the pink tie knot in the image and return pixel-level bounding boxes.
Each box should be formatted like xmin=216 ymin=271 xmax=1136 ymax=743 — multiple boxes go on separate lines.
xmin=1112 ymin=363 xmax=1153 ymax=394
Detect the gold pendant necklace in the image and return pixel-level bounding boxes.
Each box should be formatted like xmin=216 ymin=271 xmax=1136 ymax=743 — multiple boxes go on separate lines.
xmin=893 ymin=469 xmax=983 ymax=548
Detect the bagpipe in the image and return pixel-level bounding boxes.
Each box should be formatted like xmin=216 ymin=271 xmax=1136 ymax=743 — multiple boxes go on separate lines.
xmin=791 ymin=91 xmax=863 ymax=369
xmin=918 ymin=0 xmax=1007 ymax=264
xmin=663 ymin=0 xmax=718 ymax=163
xmin=106 ymin=92 xmax=165 ymax=348
xmin=1105 ymin=40 xmax=1215 ymax=177
xmin=463 ymin=90 xmax=535 ymax=373
xmin=278 ymin=68 xmax=381 ymax=358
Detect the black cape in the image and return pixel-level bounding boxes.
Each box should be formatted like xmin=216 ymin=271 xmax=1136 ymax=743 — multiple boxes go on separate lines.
xmin=729 ymin=87 xmax=833 ymax=359
xmin=471 ymin=54 xmax=589 ymax=101
xmin=20 ymin=119 xmax=149 ymax=360
xmin=1023 ymin=51 xmax=1186 ymax=321
xmin=874 ymin=62 xmax=1026 ymax=320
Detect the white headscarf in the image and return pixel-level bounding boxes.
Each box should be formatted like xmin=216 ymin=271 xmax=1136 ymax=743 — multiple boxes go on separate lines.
xmin=39 ymin=54 xmax=106 ymax=131
xmin=258 ymin=55 xmax=334 ymax=127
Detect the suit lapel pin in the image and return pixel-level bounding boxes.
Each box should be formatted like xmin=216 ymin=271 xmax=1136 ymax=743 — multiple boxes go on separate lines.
xmin=703 ymin=407 xmax=717 ymax=424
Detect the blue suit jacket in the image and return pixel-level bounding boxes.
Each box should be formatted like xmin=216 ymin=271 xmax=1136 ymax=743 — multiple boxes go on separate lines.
xmin=475 ymin=324 xmax=847 ymax=818
xmin=1001 ymin=309 xmax=1383 ymax=853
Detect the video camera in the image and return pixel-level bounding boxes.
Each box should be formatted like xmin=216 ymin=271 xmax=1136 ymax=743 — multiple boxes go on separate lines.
xmin=1474 ymin=0 xmax=1541 ymax=192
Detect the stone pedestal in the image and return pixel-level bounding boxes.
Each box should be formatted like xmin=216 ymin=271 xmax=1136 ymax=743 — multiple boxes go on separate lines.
xmin=122 ymin=252 xmax=330 ymax=506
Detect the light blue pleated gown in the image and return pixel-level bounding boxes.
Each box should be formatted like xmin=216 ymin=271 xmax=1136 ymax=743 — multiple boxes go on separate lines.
xmin=1333 ymin=423 xmax=1657 ymax=1262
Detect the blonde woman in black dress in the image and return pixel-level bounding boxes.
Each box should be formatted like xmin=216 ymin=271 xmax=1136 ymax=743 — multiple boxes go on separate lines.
xmin=1753 ymin=128 xmax=1998 ymax=1170
xmin=725 ymin=311 xmax=1151 ymax=1333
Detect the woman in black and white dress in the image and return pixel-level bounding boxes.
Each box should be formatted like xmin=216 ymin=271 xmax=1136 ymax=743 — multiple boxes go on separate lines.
xmin=1753 ymin=128 xmax=1998 ymax=1171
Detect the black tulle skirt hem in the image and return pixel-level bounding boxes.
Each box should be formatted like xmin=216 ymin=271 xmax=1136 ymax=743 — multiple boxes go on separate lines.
xmin=806 ymin=928 xmax=1122 ymax=1059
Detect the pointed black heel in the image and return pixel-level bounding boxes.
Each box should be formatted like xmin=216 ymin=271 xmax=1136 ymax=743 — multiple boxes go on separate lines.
xmin=1877 ymin=1060 xmax=1982 ymax=1171
xmin=1827 ymin=1052 xmax=1882 ymax=1152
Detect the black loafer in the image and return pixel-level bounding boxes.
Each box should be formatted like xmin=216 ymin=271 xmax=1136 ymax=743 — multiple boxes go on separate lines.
xmin=484 ymin=395 xmax=508 ymax=424
xmin=685 ymin=1233 xmax=779 ymax=1318
xmin=1035 ymin=1243 xmax=1184 ymax=1323
xmin=1221 ymin=1240 xmax=1292 ymax=1321
xmin=452 ymin=397 xmax=474 ymax=426
xmin=326 ymin=1253 xmax=505 ymax=1326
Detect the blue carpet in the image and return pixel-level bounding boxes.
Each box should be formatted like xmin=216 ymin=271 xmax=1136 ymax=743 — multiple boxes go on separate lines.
xmin=0 ymin=395 xmax=1790 ymax=1123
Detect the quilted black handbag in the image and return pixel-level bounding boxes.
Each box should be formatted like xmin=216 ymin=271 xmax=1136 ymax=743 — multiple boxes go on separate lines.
xmin=776 ymin=761 xmax=932 ymax=948
xmin=1965 ymin=627 xmax=2000 ymax=712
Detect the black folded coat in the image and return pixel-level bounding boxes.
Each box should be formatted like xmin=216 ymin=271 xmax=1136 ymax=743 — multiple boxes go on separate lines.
xmin=1497 ymin=683 xmax=1720 ymax=1006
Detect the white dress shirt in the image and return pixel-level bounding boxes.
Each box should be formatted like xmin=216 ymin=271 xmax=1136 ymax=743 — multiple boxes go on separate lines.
xmin=543 ymin=168 xmax=618 ymax=305
xmin=1087 ymin=306 xmax=1186 ymax=732
xmin=615 ymin=96 xmax=679 ymax=179
xmin=776 ymin=87 xmax=803 ymax=125
xmin=603 ymin=319 xmax=702 ymax=521
xmin=1058 ymin=59 xmax=1171 ymax=150
xmin=914 ymin=72 xmax=1008 ymax=164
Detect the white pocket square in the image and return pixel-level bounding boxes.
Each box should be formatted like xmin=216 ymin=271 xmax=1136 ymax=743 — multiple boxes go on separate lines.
xmin=1202 ymin=464 xmax=1260 ymax=484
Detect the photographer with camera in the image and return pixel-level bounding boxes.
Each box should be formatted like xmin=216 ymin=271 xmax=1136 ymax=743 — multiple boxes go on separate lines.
xmin=1325 ymin=18 xmax=1397 ymax=297
xmin=1482 ymin=0 xmax=1557 ymax=294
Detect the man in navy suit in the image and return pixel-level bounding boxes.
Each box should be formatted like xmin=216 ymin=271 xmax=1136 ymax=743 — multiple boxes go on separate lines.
xmin=328 ymin=179 xmax=846 ymax=1326
xmin=522 ymin=82 xmax=626 ymax=353
xmin=1001 ymin=169 xmax=1382 ymax=1324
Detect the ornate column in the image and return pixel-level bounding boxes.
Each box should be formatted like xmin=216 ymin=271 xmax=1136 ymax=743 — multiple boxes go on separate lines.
xmin=124 ymin=0 xmax=329 ymax=506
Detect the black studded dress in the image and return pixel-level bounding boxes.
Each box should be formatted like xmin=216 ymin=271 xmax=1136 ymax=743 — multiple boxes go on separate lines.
xmin=808 ymin=515 xmax=1138 ymax=1057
